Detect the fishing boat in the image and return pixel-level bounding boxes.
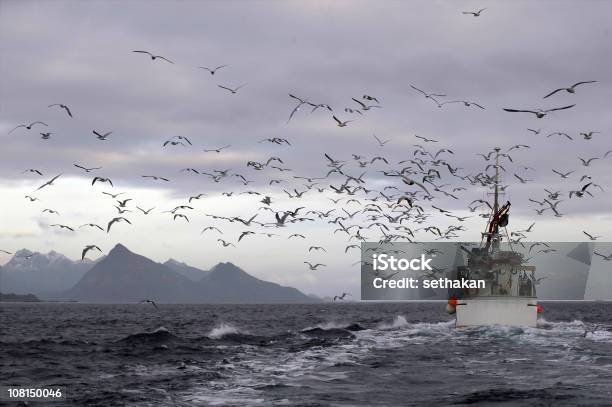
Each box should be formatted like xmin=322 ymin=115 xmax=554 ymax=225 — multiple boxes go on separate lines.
xmin=446 ymin=148 xmax=540 ymax=327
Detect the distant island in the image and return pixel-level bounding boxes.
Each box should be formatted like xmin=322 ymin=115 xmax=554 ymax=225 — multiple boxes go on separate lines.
xmin=1 ymin=244 xmax=319 ymax=304
xmin=0 ymin=292 xmax=40 ymax=302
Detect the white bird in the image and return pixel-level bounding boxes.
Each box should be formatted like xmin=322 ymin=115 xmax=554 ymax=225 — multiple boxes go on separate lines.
xmin=543 ymin=81 xmax=596 ymax=98
xmin=503 ymin=105 xmax=575 ymax=118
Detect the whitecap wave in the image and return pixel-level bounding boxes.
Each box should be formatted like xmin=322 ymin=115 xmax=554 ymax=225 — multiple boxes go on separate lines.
xmin=208 ymin=323 xmax=240 ymax=339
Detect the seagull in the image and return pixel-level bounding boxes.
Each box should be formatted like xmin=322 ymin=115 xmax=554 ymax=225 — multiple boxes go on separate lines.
xmin=439 ymin=100 xmax=485 ymax=109
xmin=24 ymin=195 xmax=39 ymax=202
xmin=82 ymin=245 xmax=102 ymax=260
xmin=22 ymin=169 xmax=43 ymax=175
xmin=217 ymin=239 xmax=235 ymax=247
xmin=363 ymin=94 xmax=380 ymax=103
xmin=0 ymin=250 xmax=12 ymax=255
xmin=351 ymin=97 xmax=381 ymax=110
xmin=217 ymin=84 xmax=246 ymax=94
xmin=107 ymin=217 xmax=131 ymax=233
xmin=74 ymin=164 xmax=102 ymax=173
xmin=287 ymin=94 xmax=311 ymax=123
xmin=102 ymin=192 xmax=125 ymax=199
xmin=333 ymin=293 xmax=351 ymax=301
xmin=583 ymin=231 xmax=601 ymax=241
xmin=410 ymin=85 xmax=446 ymax=100
xmin=79 ymin=223 xmax=104 ymax=231
xmin=42 ymin=209 xmax=60 ymax=215
xmin=189 ymin=194 xmax=207 ymax=203
xmin=140 ymin=299 xmax=158 ymax=309
xmin=547 ymin=132 xmax=572 ymax=140
xmin=92 ymin=177 xmax=113 ymax=187
xmin=163 ymin=140 xmax=185 ymax=147
xmin=142 ymin=175 xmax=170 ymax=181
xmin=50 ymin=224 xmax=75 ymax=232
xmin=414 ymin=135 xmax=438 ymax=143
xmin=137 ymin=207 xmax=155 ymax=215
xmin=35 ymin=173 xmax=62 ymax=192
xmin=48 ymin=104 xmax=73 ymax=117
xmin=543 ymin=81 xmax=596 ymax=98
xmin=201 ymin=226 xmax=222 ymax=234
xmin=593 ymin=251 xmax=612 ymax=261
xmin=40 ymin=132 xmax=53 ymax=140
xmin=171 ymin=213 xmax=189 ymax=222
xmin=514 ymin=174 xmax=532 ymax=183
xmin=578 ymin=156 xmax=599 ymax=166
xmin=527 ymin=128 xmax=542 ymax=135
xmin=203 ymin=144 xmax=230 ymax=153
xmin=503 ymin=105 xmax=575 ymax=118
xmin=9 ymin=121 xmax=48 ymax=133
xmin=552 ymin=169 xmax=575 ymax=179
xmin=569 ymin=183 xmax=592 ymax=198
xmin=462 ymin=8 xmax=486 ymax=16
xmin=132 ymin=50 xmax=174 ymax=63
xmin=580 ymin=131 xmax=600 ymax=140
xmin=93 ymin=130 xmax=112 ymax=140
xmin=238 ymin=231 xmax=255 ymax=242
xmin=198 ymin=64 xmax=228 ymax=75
xmin=373 ymin=134 xmax=389 ymax=146
xmin=304 ymin=262 xmax=326 ymax=270
xmin=333 ymin=115 xmax=352 ymax=127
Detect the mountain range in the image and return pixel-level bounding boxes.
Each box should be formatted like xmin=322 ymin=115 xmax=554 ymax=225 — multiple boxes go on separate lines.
xmin=1 ymin=244 xmax=317 ymax=303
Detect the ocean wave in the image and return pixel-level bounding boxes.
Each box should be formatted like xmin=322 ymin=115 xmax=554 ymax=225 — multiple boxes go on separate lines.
xmin=208 ymin=323 xmax=241 ymax=339
xmin=118 ymin=326 xmax=178 ymax=344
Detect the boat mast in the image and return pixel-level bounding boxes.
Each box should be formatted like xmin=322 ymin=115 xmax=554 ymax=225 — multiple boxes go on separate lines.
xmin=491 ymin=147 xmax=501 ymax=251
xmin=493 ymin=147 xmax=500 ymax=215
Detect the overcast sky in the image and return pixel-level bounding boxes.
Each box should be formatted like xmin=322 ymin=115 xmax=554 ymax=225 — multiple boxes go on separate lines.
xmin=1 ymin=0 xmax=611 ymax=297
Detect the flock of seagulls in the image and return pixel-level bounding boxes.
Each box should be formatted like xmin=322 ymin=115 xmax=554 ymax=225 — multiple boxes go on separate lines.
xmin=2 ymin=8 xmax=611 ymax=305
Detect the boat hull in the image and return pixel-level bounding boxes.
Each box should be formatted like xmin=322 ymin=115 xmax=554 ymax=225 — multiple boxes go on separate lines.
xmin=456 ymin=296 xmax=538 ymax=327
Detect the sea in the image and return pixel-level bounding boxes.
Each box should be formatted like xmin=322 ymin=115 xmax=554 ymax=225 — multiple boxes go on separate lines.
xmin=1 ymin=302 xmax=612 ymax=406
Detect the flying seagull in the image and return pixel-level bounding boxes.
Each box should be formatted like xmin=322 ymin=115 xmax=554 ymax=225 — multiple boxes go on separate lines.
xmin=217 ymin=84 xmax=246 ymax=94
xmin=333 ymin=293 xmax=351 ymax=301
xmin=93 ymin=130 xmax=112 ymax=140
xmin=373 ymin=134 xmax=389 ymax=146
xmin=503 ymin=105 xmax=575 ymax=118
xmin=462 ymin=8 xmax=486 ymax=16
xmin=132 ymin=50 xmax=174 ymax=63
xmin=9 ymin=121 xmax=48 ymax=134
xmin=82 ymin=245 xmax=102 ymax=260
xmin=583 ymin=231 xmax=601 ymax=241
xmin=92 ymin=177 xmax=113 ymax=187
xmin=35 ymin=173 xmax=62 ymax=192
xmin=137 ymin=207 xmax=155 ymax=215
xmin=107 ymin=217 xmax=131 ymax=233
xmin=48 ymin=104 xmax=73 ymax=117
xmin=203 ymin=144 xmax=230 ymax=153
xmin=304 ymin=262 xmax=326 ymax=270
xmin=333 ymin=115 xmax=352 ymax=127
xmin=543 ymin=81 xmax=596 ymax=98
xmin=198 ymin=64 xmax=228 ymax=75
xmin=140 ymin=299 xmax=158 ymax=309
xmin=74 ymin=164 xmax=102 ymax=173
